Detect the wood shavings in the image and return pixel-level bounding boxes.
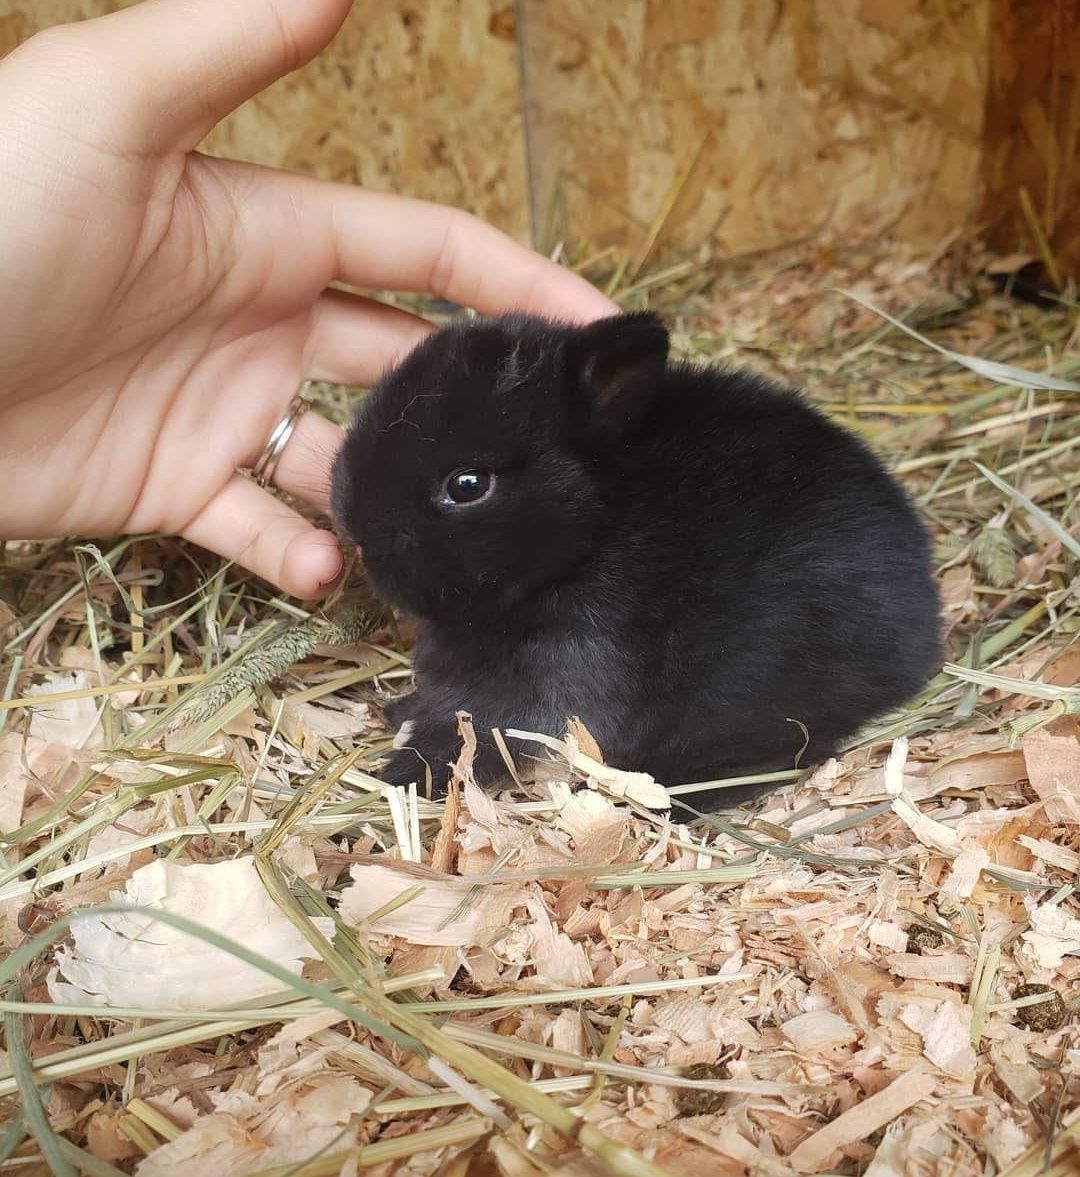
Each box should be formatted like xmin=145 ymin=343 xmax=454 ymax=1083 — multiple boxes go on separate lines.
xmin=927 ymin=747 xmax=1028 ymax=793
xmin=1022 ymin=719 xmax=1080 ymax=825
xmin=897 ymin=1000 xmax=977 ymax=1078
xmin=989 ymin=1039 xmax=1045 ymax=1104
xmin=885 ymin=737 xmax=964 ymax=855
xmin=283 ymin=698 xmax=367 ymax=742
xmin=430 ymin=779 xmax=461 ymax=875
xmin=678 ymin=1118 xmax=786 ymax=1174
xmin=549 ymin=1008 xmax=586 ymax=1062
xmin=339 ymin=861 xmax=525 ymax=948
xmin=47 ymin=858 xmax=335 ymax=1010
xmin=25 ymin=671 xmax=105 ymax=747
xmin=550 ymin=782 xmax=627 ymax=847
xmin=890 ymin=795 xmax=963 ymax=855
xmin=505 ymin=728 xmax=670 ymax=809
xmin=787 ymin=1070 xmax=938 ymax=1172
xmin=566 ymin=715 xmax=604 ymax=763
xmin=0 ymin=732 xmax=34 ymax=834
xmin=652 ymin=995 xmax=714 ymax=1045
xmin=985 ymin=1116 xmax=1035 ymax=1172
xmin=941 ymin=847 xmax=990 ymax=902
xmin=885 ymin=953 xmax=975 ymax=984
xmin=781 ymin=1011 xmax=860 ymax=1053
xmin=940 ymin=565 xmax=979 ymax=629
xmin=1015 ymin=835 xmax=1080 ymax=873
xmin=882 ymin=737 xmax=910 ymax=796
xmin=85 ymin=1104 xmax=144 ymax=1166
xmin=1017 ymin=896 xmax=1080 ymax=970
xmin=137 ymin=1076 xmax=372 ymax=1176
xmin=523 ymin=894 xmax=593 ymax=988
xmin=867 ymin=921 xmax=909 ymax=952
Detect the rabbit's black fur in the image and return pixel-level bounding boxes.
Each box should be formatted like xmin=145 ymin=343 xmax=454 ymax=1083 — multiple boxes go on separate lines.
xmin=331 ymin=312 xmax=940 ymax=806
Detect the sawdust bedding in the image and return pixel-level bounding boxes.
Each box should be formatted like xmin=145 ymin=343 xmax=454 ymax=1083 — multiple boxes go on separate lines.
xmin=0 ymin=244 xmax=1077 ymax=1175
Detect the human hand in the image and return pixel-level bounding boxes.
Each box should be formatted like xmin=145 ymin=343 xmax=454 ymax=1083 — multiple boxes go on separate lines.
xmin=0 ymin=0 xmax=615 ymax=598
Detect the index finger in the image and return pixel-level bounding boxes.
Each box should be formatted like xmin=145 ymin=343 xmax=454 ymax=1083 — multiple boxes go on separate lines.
xmin=290 ymin=177 xmax=618 ymax=323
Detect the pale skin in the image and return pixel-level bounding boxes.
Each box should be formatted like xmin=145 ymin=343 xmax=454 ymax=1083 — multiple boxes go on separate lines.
xmin=0 ymin=0 xmax=616 ymax=599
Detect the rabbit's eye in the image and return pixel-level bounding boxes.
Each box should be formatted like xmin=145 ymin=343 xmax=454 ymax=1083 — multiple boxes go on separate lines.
xmin=441 ymin=469 xmax=496 ymax=506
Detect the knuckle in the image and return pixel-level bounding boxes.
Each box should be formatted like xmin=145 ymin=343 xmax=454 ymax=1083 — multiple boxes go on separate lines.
xmin=428 ymin=209 xmax=477 ymax=300
xmin=18 ymin=23 xmax=93 ymax=77
xmin=13 ymin=24 xmax=117 ymax=111
xmin=263 ymin=0 xmax=306 ymax=77
xmin=17 ymin=22 xmax=77 ymax=59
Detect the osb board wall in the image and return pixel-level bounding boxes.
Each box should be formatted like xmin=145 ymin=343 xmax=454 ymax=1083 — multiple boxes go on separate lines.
xmin=519 ymin=0 xmax=990 ymax=258
xmin=205 ymin=3 xmax=529 ymax=242
xmin=981 ymin=0 xmax=1080 ymax=281
xmin=0 ymin=0 xmax=530 ymax=243
xmin=2 ymin=0 xmax=1076 ymax=277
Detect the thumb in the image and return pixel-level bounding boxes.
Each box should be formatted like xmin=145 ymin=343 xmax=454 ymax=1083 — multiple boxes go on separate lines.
xmin=42 ymin=0 xmax=354 ymax=151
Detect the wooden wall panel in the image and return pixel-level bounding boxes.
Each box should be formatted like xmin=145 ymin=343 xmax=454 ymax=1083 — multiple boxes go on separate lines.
xmin=0 ymin=0 xmax=530 ymax=242
xmin=204 ymin=2 xmax=529 ymax=242
xmin=520 ymin=0 xmax=990 ymax=259
xmin=5 ymin=0 xmax=1077 ymax=279
xmin=981 ymin=0 xmax=1080 ymax=283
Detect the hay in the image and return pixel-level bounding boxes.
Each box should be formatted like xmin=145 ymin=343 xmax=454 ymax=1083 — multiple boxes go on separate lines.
xmin=0 ymin=243 xmax=1077 ymax=1176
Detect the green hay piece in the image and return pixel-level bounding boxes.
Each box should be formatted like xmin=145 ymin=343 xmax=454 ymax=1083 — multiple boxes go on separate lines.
xmin=972 ymin=525 xmax=1017 ymax=588
xmin=175 ymin=592 xmax=390 ymax=727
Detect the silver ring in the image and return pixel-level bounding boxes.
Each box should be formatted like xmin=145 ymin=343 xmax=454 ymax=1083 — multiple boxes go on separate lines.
xmin=252 ymin=385 xmax=312 ymax=488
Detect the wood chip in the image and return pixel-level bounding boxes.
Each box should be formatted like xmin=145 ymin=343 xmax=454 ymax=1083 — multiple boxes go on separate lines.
xmin=1023 ymin=719 xmax=1080 ymax=826
xmin=1016 ymin=835 xmax=1080 ymax=873
xmin=429 ymin=778 xmax=461 ymax=875
xmin=506 ymin=728 xmax=670 ymax=808
xmin=898 ymin=1001 xmax=977 ymax=1078
xmin=339 ymin=862 xmax=524 ymax=948
xmin=781 ymin=1010 xmax=859 ymax=1052
xmin=885 ymin=953 xmax=974 ymax=984
xmin=989 ymin=1039 xmax=1045 ymax=1104
xmin=787 ymin=1071 xmax=938 ymax=1172
xmin=941 ymin=847 xmax=989 ymax=901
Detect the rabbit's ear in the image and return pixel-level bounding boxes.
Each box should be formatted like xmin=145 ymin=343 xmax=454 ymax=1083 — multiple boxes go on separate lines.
xmin=567 ymin=312 xmax=669 ymax=437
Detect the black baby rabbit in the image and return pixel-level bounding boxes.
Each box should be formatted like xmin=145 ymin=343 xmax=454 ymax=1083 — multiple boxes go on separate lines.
xmin=331 ymin=312 xmax=940 ymax=806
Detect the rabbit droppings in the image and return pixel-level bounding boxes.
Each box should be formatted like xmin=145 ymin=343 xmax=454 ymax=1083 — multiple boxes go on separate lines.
xmin=331 ymin=312 xmax=940 ymax=808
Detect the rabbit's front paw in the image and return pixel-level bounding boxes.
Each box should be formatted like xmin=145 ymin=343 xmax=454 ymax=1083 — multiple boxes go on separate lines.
xmin=381 ymin=691 xmax=418 ymax=728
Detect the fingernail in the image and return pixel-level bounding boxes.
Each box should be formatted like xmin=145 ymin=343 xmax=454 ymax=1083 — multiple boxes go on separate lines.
xmin=315 ymin=544 xmax=344 ymax=588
